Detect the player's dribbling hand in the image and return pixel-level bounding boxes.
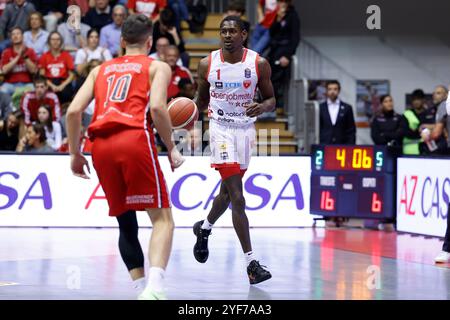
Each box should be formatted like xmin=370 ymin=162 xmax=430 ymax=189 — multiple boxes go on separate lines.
xmin=245 ymin=102 xmax=265 ymax=117
xmin=168 ymin=147 xmax=185 ymax=172
xmin=70 ymin=152 xmax=91 ymax=179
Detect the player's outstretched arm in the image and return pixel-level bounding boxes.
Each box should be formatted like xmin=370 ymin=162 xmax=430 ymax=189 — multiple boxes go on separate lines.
xmin=66 ymin=66 xmax=99 ymax=178
xmin=245 ymin=57 xmax=276 ymax=117
xmin=195 ymin=56 xmax=211 ymax=112
xmin=149 ymin=60 xmax=185 ymax=170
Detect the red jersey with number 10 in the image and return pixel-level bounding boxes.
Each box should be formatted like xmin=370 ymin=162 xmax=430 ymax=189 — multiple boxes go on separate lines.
xmin=88 ymin=55 xmax=154 ymax=139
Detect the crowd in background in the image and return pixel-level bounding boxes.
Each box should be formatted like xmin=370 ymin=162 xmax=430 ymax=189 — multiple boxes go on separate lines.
xmin=318 ymin=80 xmax=450 ymax=156
xmin=0 ymin=0 xmax=301 ymax=154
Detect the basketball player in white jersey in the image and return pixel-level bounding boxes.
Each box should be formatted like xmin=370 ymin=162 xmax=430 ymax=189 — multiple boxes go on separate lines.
xmin=193 ymin=16 xmax=276 ymax=284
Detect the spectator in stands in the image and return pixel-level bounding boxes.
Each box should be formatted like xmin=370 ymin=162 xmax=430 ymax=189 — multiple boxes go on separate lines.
xmin=0 ymin=0 xmax=10 ymax=17
xmin=83 ymin=0 xmax=113 ymax=31
xmin=30 ymin=0 xmax=67 ymax=32
xmin=16 ymin=122 xmax=54 ymax=152
xmin=23 ymin=12 xmax=48 ymax=58
xmin=70 ymin=58 xmax=100 ymax=133
xmin=39 ymin=31 xmax=75 ymax=104
xmin=34 ymin=104 xmax=62 ymax=150
xmin=0 ymin=109 xmax=22 ymax=151
xmin=370 ymin=95 xmax=402 ymax=147
xmin=74 ymin=59 xmax=101 ymax=92
xmin=163 ymin=45 xmax=193 ymax=101
xmin=223 ymin=0 xmax=250 ymax=47
xmin=0 ymin=27 xmax=37 ymax=96
xmin=151 ymin=8 xmax=189 ymax=67
xmin=127 ymin=0 xmax=166 ymax=22
xmin=168 ymin=0 xmax=189 ymax=32
xmin=149 ymin=36 xmax=182 ymax=65
xmin=0 ymin=91 xmax=12 ymax=120
xmin=75 ymin=28 xmax=112 ymax=75
xmin=21 ymin=75 xmax=61 ymax=125
xmin=175 ymin=77 xmax=195 ymax=100
xmin=0 ymin=0 xmax=35 ymax=53
xmin=400 ymin=89 xmax=430 ymax=155
xmin=251 ymin=0 xmax=277 ymax=54
xmin=68 ymin=0 xmax=90 ymax=17
xmin=57 ymin=18 xmax=89 ymax=59
xmin=100 ymin=4 xmax=127 ymax=57
xmin=421 ymin=85 xmax=450 ymax=155
xmin=319 ymin=80 xmax=356 ymax=145
xmin=266 ymin=0 xmax=300 ymax=113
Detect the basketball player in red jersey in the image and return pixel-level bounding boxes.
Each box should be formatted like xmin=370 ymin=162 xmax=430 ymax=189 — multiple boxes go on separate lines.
xmin=193 ymin=16 xmax=276 ymax=284
xmin=66 ymin=14 xmax=185 ymax=300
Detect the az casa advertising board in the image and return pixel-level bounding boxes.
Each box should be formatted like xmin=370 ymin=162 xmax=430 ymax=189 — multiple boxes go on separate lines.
xmin=0 ymin=155 xmax=315 ymax=227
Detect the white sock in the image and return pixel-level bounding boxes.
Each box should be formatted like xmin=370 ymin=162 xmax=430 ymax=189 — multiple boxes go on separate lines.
xmin=133 ymin=277 xmax=146 ymax=291
xmin=146 ymin=267 xmax=165 ymax=293
xmin=245 ymin=251 xmax=256 ymax=266
xmin=201 ymin=219 xmax=214 ymax=230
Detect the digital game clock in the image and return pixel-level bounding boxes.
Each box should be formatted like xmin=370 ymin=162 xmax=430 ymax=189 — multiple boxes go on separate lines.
xmin=310 ymin=145 xmax=396 ymax=219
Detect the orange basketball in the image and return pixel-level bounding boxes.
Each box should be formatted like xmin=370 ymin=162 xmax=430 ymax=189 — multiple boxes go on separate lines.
xmin=167 ymin=97 xmax=199 ymax=130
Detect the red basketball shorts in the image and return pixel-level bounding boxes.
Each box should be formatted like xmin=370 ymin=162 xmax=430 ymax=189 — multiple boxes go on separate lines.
xmin=91 ymin=129 xmax=170 ymax=217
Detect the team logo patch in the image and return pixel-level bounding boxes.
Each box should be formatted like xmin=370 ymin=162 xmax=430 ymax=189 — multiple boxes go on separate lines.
xmin=244 ymin=68 xmax=251 ymax=78
xmin=215 ymin=82 xmax=223 ymax=89
xmin=220 ymin=152 xmax=229 ymax=160
xmin=243 ymin=80 xmax=252 ymax=89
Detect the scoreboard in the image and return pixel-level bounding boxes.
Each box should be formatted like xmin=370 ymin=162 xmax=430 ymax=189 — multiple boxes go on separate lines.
xmin=310 ymin=145 xmax=396 ymax=219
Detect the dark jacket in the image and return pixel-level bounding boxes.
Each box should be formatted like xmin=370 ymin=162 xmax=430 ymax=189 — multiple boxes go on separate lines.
xmin=30 ymin=0 xmax=67 ymax=16
xmin=82 ymin=6 xmax=113 ymax=31
xmin=399 ymin=107 xmax=435 ymax=140
xmin=0 ymin=1 xmax=36 ymax=40
xmin=150 ymin=20 xmax=186 ymax=54
xmin=268 ymin=5 xmax=300 ymax=61
xmin=0 ymin=123 xmax=18 ymax=151
xmin=371 ymin=110 xmax=402 ymax=145
xmin=319 ymin=101 xmax=356 ymax=144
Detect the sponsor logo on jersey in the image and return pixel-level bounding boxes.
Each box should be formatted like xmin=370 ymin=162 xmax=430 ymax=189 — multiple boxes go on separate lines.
xmin=244 ymin=68 xmax=251 ymax=78
xmin=215 ymin=82 xmax=223 ymax=89
xmin=210 ymin=91 xmax=253 ymax=100
xmin=226 ymin=111 xmax=246 ymax=117
xmin=217 ymin=117 xmax=235 ymax=123
xmin=243 ymin=80 xmax=252 ymax=89
xmin=224 ymin=82 xmax=242 ymax=88
xmin=220 ymin=152 xmax=229 ymax=160
xmin=218 ymin=109 xmax=224 ymax=116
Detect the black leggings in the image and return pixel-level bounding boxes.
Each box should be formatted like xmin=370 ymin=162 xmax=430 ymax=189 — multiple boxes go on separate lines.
xmin=116 ymin=210 xmax=145 ymax=271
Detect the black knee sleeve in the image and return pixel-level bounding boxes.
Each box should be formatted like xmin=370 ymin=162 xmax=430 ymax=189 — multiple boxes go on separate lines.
xmin=117 ymin=210 xmax=144 ymax=271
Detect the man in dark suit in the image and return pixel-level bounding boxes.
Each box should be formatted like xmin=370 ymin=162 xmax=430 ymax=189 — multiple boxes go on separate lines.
xmin=319 ymin=80 xmax=356 ymax=144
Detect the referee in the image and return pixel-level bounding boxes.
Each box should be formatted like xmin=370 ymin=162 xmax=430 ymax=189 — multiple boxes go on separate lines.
xmin=434 ymin=86 xmax=450 ymax=263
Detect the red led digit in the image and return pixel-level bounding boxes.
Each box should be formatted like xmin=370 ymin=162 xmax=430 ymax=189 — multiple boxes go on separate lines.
xmin=371 ymin=192 xmax=382 ymax=213
xmin=320 ymin=191 xmax=335 ymax=211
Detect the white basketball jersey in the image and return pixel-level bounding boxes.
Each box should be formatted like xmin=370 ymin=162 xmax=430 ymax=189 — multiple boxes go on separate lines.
xmin=207 ymin=48 xmax=260 ymax=126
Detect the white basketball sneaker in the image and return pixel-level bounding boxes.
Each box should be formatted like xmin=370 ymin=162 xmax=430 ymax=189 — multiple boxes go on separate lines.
xmin=434 ymin=251 xmax=450 ymax=263
xmin=138 ymin=287 xmax=168 ymax=300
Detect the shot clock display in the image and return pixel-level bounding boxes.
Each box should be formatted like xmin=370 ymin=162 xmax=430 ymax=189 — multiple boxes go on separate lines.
xmin=310 ymin=145 xmax=395 ymax=219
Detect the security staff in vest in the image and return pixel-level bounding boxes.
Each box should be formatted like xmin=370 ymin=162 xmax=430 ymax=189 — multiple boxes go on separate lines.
xmin=370 ymin=95 xmax=402 ymax=148
xmin=401 ymin=89 xmax=430 ymax=155
xmin=319 ymin=80 xmax=356 ymax=145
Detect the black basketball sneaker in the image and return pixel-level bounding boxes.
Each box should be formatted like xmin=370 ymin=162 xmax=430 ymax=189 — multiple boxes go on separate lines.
xmin=247 ymin=260 xmax=272 ymax=285
xmin=193 ymin=220 xmax=211 ymax=263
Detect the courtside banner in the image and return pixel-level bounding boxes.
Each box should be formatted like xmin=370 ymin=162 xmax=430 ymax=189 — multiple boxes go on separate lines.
xmin=0 ymin=155 xmax=314 ymax=227
xmin=397 ymin=157 xmax=450 ymax=237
